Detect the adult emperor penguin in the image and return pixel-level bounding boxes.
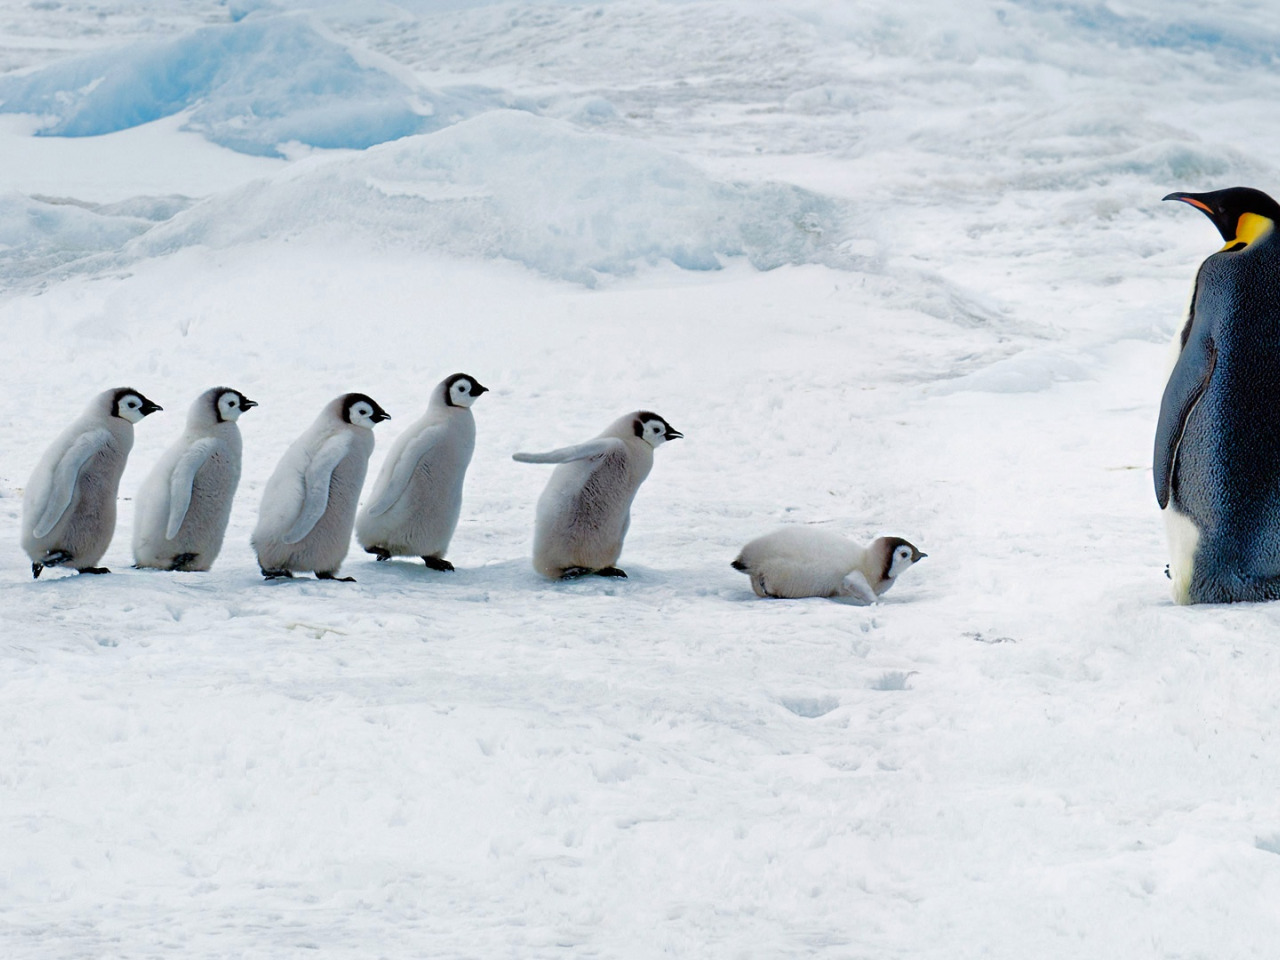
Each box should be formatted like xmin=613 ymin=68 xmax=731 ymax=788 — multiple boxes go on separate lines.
xmin=252 ymin=393 xmax=390 ymax=582
xmin=731 ymin=527 xmax=925 ymax=603
xmin=1156 ymin=186 xmax=1280 ymax=604
xmin=22 ymin=387 xmax=163 ymax=578
xmin=356 ymin=373 xmax=487 ymax=570
xmin=513 ymin=410 xmax=682 ymax=579
xmin=132 ymin=387 xmax=257 ymax=572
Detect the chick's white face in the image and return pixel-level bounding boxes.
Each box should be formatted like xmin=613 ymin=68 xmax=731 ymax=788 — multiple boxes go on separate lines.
xmin=115 ymin=393 xmax=148 ymax=424
xmin=888 ymin=545 xmax=917 ymax=579
xmin=450 ymin=379 xmax=478 ymax=408
xmin=642 ymin=419 xmax=668 ymax=447
xmin=636 ymin=416 xmax=681 ymax=448
xmin=217 ymin=392 xmax=245 ymax=422
xmin=348 ymin=400 xmax=379 ymax=428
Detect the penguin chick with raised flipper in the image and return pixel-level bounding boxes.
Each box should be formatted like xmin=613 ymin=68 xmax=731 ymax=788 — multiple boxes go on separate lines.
xmin=357 ymin=373 xmax=486 ymax=571
xmin=1156 ymin=187 xmax=1280 ymax=604
xmin=731 ymin=527 xmax=925 ymax=603
xmin=22 ymin=387 xmax=163 ymax=578
xmin=132 ymin=387 xmax=256 ymax=572
xmin=252 ymin=393 xmax=389 ymax=582
xmin=513 ymin=410 xmax=682 ymax=580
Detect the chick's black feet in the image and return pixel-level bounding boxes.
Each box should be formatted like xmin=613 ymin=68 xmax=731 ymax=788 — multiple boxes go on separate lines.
xmin=316 ymin=571 xmax=356 ymax=583
xmin=169 ymin=553 xmax=199 ymax=572
xmin=78 ymin=567 xmax=111 ymax=575
xmin=559 ymin=567 xmax=592 ymax=579
xmin=34 ymin=549 xmax=74 ymax=577
xmin=261 ymin=568 xmax=294 ymax=580
xmin=422 ymin=556 xmax=454 ymax=572
xmin=595 ymin=566 xmax=627 ymax=578
xmin=366 ymin=546 xmax=391 ymax=562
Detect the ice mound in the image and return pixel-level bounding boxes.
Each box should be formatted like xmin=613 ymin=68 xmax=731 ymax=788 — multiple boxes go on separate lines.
xmin=0 ymin=14 xmax=510 ymax=157
xmin=128 ymin=110 xmax=851 ymax=285
xmin=0 ymin=193 xmax=156 ymax=283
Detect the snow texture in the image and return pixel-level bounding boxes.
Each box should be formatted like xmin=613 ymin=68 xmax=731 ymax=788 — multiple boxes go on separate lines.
xmin=4 ymin=0 xmax=1280 ymax=957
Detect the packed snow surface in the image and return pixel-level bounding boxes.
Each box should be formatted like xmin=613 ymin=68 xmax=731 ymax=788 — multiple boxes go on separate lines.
xmin=3 ymin=0 xmax=1280 ymax=957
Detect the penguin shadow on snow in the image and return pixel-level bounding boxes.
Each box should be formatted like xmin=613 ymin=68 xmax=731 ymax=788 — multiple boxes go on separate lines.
xmin=349 ymin=554 xmax=491 ymax=586
xmin=335 ymin=555 xmax=754 ymax=602
xmin=344 ymin=556 xmax=674 ymax=597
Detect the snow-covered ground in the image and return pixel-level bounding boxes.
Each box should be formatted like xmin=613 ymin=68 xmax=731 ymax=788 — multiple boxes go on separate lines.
xmin=3 ymin=1 xmax=1280 ymax=956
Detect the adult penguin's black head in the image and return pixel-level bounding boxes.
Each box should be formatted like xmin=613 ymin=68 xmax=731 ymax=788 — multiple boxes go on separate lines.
xmin=1163 ymin=187 xmax=1280 ymax=249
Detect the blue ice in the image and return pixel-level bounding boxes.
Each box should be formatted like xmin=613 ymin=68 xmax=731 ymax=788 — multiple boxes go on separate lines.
xmin=0 ymin=14 xmax=509 ymax=157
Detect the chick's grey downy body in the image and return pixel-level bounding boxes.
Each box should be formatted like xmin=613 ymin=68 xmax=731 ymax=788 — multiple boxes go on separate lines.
xmin=356 ymin=374 xmax=486 ymax=569
xmin=252 ymin=393 xmax=389 ymax=580
xmin=534 ymin=440 xmax=646 ymax=578
xmin=514 ymin=411 xmax=682 ymax=580
xmin=22 ymin=387 xmax=162 ymax=577
xmin=133 ymin=387 xmax=255 ymax=571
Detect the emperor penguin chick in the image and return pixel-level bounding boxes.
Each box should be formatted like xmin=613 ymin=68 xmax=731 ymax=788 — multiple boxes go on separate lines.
xmin=1156 ymin=187 xmax=1280 ymax=604
xmin=357 ymin=373 xmax=487 ymax=571
xmin=513 ymin=410 xmax=682 ymax=579
xmin=731 ymin=527 xmax=925 ymax=603
xmin=22 ymin=387 xmax=163 ymax=578
xmin=132 ymin=387 xmax=257 ymax=572
xmin=252 ymin=393 xmax=390 ymax=582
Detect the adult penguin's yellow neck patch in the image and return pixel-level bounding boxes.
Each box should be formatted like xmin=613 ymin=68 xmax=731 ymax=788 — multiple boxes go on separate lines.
xmin=1225 ymin=212 xmax=1274 ymax=250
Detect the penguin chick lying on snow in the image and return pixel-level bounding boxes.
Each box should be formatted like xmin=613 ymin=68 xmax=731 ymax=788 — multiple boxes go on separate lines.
xmin=732 ymin=527 xmax=925 ymax=603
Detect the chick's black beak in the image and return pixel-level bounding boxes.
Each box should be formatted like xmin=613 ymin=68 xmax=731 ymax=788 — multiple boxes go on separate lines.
xmin=241 ymin=397 xmax=259 ymax=410
xmin=916 ymin=552 xmax=928 ymax=561
xmin=665 ymin=427 xmax=683 ymax=440
xmin=373 ymin=410 xmax=391 ymax=423
xmin=471 ymin=382 xmax=489 ymax=396
xmin=141 ymin=399 xmax=163 ymax=416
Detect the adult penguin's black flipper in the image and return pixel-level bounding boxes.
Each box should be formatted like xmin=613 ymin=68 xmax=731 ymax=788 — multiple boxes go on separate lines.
xmin=1154 ymin=327 xmax=1216 ymax=510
